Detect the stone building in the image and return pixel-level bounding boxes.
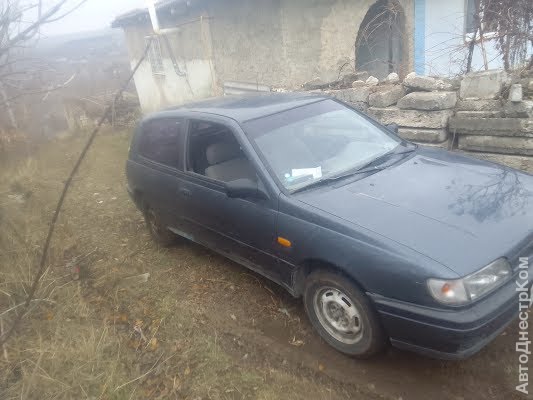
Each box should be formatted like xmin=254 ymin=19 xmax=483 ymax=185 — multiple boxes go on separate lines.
xmin=112 ymin=0 xmax=507 ymax=113
xmin=113 ymin=0 xmax=416 ymax=113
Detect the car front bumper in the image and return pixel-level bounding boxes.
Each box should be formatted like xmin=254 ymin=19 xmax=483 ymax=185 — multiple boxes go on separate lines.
xmin=368 ymin=277 xmax=532 ymax=360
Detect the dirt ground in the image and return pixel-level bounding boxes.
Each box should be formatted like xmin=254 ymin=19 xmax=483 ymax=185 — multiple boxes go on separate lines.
xmin=0 ymin=131 xmax=531 ymax=400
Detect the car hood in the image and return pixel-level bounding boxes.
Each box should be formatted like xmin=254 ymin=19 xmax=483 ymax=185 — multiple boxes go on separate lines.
xmin=296 ymin=147 xmax=533 ymax=276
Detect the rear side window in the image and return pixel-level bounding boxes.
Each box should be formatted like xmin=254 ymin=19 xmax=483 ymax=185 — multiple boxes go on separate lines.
xmin=139 ymin=118 xmax=184 ymax=169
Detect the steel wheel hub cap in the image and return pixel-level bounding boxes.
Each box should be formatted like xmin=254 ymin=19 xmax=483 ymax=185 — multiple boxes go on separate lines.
xmin=313 ymin=287 xmax=363 ymax=344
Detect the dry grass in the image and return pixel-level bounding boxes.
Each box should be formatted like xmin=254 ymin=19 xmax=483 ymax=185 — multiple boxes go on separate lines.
xmin=0 ymin=131 xmax=349 ymax=400
xmin=4 ymin=130 xmax=526 ymax=400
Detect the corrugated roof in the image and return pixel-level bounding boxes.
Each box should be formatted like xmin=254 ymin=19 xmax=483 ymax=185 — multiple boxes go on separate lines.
xmin=111 ymin=0 xmax=184 ymax=28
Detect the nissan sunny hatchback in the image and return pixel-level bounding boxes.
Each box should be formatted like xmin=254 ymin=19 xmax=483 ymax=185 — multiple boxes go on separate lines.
xmin=126 ymin=93 xmax=533 ymax=359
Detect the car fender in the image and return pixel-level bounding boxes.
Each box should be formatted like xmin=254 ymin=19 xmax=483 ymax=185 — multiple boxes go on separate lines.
xmin=277 ymin=195 xmax=458 ymax=305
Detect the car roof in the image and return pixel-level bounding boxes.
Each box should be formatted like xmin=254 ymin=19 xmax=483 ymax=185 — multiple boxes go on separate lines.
xmin=151 ymin=92 xmax=329 ymax=123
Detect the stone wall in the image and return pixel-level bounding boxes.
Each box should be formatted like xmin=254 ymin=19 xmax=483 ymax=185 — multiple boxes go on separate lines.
xmin=313 ymin=69 xmax=533 ymax=160
xmin=208 ymin=0 xmax=414 ymax=89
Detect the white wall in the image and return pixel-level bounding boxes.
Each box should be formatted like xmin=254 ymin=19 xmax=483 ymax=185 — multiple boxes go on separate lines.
xmin=424 ymin=0 xmax=502 ymax=76
xmin=122 ymin=20 xmax=217 ymax=114
xmin=131 ymin=58 xmax=214 ymax=114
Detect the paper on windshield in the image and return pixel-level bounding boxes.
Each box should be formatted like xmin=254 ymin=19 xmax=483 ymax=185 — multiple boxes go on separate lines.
xmin=291 ymin=167 xmax=322 ymax=179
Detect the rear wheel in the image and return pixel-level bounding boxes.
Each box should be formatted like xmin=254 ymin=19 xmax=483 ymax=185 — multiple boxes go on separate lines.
xmin=304 ymin=270 xmax=387 ymax=358
xmin=144 ymin=207 xmax=176 ymax=247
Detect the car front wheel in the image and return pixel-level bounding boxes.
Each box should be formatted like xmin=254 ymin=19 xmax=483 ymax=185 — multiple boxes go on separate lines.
xmin=304 ymin=270 xmax=387 ymax=358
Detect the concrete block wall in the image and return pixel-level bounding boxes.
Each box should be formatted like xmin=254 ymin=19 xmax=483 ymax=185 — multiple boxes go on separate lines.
xmin=311 ymin=70 xmax=533 ymax=159
xmin=450 ymin=71 xmax=533 ymax=157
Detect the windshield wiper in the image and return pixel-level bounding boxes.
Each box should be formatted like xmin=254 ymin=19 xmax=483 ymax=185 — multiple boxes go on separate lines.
xmin=292 ymin=143 xmax=417 ymax=194
xmin=292 ymin=165 xmax=387 ymax=194
xmin=356 ymin=142 xmax=416 ymax=172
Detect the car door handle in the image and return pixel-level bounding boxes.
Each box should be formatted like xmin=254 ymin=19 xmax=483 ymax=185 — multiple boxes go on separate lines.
xmin=179 ymin=188 xmax=192 ymax=197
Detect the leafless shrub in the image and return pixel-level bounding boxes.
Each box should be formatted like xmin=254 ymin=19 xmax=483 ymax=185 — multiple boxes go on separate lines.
xmin=467 ymin=0 xmax=532 ymax=71
xmin=0 ymin=1 xmax=87 ymax=132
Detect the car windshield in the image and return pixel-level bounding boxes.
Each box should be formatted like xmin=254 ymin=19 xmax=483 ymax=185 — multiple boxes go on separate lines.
xmin=244 ymin=99 xmax=401 ymax=192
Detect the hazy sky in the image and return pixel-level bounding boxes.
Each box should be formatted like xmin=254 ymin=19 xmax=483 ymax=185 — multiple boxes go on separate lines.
xmin=43 ymin=0 xmax=147 ymax=36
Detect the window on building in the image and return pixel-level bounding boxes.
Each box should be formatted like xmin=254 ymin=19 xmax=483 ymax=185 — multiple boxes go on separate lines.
xmin=465 ymin=0 xmax=498 ymax=37
xmin=146 ymin=36 xmax=165 ymax=75
xmin=139 ymin=118 xmax=184 ymax=169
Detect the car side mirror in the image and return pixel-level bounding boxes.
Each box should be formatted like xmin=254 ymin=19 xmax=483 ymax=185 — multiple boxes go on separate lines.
xmin=386 ymin=123 xmax=399 ymax=134
xmin=226 ymin=179 xmax=267 ymax=200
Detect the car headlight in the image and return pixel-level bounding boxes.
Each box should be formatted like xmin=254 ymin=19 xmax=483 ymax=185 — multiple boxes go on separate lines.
xmin=428 ymin=258 xmax=512 ymax=305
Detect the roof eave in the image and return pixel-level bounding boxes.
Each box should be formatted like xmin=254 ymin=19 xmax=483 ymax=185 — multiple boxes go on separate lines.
xmin=111 ymin=0 xmax=184 ymax=29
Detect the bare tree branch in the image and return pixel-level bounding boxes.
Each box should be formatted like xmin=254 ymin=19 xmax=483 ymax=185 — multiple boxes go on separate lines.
xmin=0 ymin=0 xmax=71 ymax=59
xmin=0 ymin=40 xmax=152 ymax=347
xmin=0 ymin=0 xmax=88 ymax=127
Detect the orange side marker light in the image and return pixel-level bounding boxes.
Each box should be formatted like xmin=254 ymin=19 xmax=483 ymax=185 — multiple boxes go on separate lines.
xmin=277 ymin=237 xmax=292 ymax=248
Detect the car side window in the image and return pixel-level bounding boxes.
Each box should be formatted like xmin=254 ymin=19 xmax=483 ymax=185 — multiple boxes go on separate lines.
xmin=186 ymin=120 xmax=258 ymax=183
xmin=139 ymin=118 xmax=184 ymax=169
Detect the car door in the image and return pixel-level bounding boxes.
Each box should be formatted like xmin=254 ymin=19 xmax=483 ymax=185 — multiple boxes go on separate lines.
xmin=133 ymin=116 xmax=192 ymax=233
xmin=175 ymin=117 xmax=291 ymax=286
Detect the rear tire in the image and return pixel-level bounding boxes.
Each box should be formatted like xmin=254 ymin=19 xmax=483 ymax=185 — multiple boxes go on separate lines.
xmin=143 ymin=207 xmax=176 ymax=247
xmin=303 ymin=270 xmax=387 ymax=358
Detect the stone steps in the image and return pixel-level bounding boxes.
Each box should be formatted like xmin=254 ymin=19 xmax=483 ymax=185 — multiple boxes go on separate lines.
xmin=458 ymin=135 xmax=533 ymax=156
xmin=449 ymin=117 xmax=533 ymax=137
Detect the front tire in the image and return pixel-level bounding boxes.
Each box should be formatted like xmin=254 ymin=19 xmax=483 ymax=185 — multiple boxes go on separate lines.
xmin=304 ymin=270 xmax=387 ymax=358
xmin=143 ymin=207 xmax=175 ymax=247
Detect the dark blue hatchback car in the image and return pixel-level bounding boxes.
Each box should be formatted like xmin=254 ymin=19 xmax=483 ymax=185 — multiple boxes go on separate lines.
xmin=126 ymin=93 xmax=533 ymax=359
